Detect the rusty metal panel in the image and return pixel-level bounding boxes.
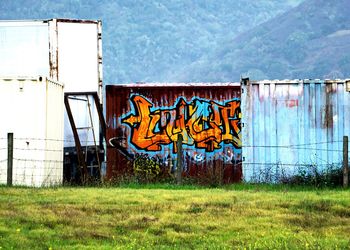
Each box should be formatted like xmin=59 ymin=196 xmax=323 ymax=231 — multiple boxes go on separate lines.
xmin=106 ymin=83 xmax=242 ymax=183
xmin=241 ymin=79 xmax=350 ymax=182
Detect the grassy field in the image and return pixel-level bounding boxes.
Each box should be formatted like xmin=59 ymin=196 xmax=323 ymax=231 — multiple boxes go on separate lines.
xmin=0 ymin=184 xmax=349 ymax=249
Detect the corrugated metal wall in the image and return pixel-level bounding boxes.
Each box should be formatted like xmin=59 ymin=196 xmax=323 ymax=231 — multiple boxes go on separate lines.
xmin=44 ymin=78 xmax=65 ymax=185
xmin=106 ymin=83 xmax=242 ymax=183
xmin=241 ymin=79 xmax=350 ymax=182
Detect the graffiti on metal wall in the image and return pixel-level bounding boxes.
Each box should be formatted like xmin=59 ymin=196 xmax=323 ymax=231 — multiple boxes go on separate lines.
xmin=121 ymin=95 xmax=241 ymax=153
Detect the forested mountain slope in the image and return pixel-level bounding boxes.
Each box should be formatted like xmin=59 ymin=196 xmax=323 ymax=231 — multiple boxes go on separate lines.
xmin=177 ymin=0 xmax=350 ymax=81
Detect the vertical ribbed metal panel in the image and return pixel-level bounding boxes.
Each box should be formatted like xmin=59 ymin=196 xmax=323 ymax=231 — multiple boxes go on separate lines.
xmin=242 ymin=79 xmax=350 ymax=182
xmin=106 ymin=83 xmax=242 ymax=183
xmin=44 ymin=78 xmax=64 ymax=186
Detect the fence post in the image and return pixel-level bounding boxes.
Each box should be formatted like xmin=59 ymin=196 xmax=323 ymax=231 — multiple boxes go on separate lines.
xmin=176 ymin=134 xmax=183 ymax=185
xmin=343 ymin=136 xmax=349 ymax=188
xmin=7 ymin=133 xmax=13 ymax=186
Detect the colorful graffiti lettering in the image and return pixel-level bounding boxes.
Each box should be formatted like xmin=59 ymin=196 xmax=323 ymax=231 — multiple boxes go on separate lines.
xmin=121 ymin=95 xmax=241 ymax=153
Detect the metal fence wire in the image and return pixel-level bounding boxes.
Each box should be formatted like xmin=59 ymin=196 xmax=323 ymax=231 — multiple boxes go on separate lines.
xmin=241 ymin=139 xmax=347 ymax=184
xmin=0 ymin=136 xmax=64 ymax=186
xmin=0 ymin=136 xmax=348 ymax=186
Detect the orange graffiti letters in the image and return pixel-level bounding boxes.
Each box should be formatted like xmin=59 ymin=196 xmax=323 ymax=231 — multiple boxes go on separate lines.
xmin=122 ymin=95 xmax=241 ymax=153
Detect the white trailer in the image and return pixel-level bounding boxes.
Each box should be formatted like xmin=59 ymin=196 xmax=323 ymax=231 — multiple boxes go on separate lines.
xmin=0 ymin=19 xmax=103 ymax=149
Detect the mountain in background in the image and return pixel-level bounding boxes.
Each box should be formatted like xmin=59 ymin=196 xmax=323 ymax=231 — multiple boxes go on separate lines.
xmin=0 ymin=0 xmax=303 ymax=83
xmin=6 ymin=0 xmax=350 ymax=83
xmin=176 ymin=0 xmax=350 ymax=82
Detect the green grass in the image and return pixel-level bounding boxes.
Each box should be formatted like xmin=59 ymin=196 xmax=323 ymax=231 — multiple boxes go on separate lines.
xmin=0 ymin=184 xmax=349 ymax=249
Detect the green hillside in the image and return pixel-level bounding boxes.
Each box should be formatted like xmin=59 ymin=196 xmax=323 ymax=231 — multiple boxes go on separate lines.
xmin=178 ymin=0 xmax=350 ymax=81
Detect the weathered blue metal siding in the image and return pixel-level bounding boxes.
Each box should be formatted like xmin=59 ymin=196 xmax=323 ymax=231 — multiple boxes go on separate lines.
xmin=241 ymin=79 xmax=350 ymax=182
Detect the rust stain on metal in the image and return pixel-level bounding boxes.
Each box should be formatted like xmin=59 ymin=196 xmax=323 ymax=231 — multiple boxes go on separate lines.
xmin=346 ymin=80 xmax=350 ymax=92
xmin=48 ymin=19 xmax=59 ymax=81
xmin=286 ymin=99 xmax=298 ymax=108
xmin=324 ymin=84 xmax=333 ymax=129
xmin=55 ymin=18 xmax=100 ymax=24
xmin=97 ymin=20 xmax=103 ymax=103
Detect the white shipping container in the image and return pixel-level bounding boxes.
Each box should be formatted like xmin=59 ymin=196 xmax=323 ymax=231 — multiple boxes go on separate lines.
xmin=0 ymin=76 xmax=64 ymax=186
xmin=0 ymin=19 xmax=103 ymax=148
